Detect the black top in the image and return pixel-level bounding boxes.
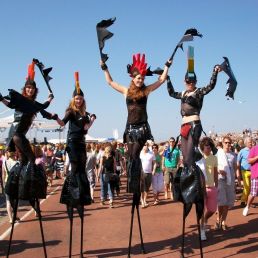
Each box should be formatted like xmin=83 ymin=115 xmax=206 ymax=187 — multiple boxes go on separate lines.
xmin=103 ymin=155 xmax=114 ymax=173
xmin=126 ymin=95 xmax=148 ymax=125
xmin=62 ymin=109 xmax=91 ymax=141
xmin=167 ymin=69 xmax=218 ymax=117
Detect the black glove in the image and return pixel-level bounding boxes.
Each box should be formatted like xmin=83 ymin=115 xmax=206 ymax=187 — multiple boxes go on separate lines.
xmin=48 ymin=93 xmax=54 ymax=99
xmin=90 ymin=114 xmax=97 ymax=120
xmin=0 ymin=93 xmax=3 ymax=101
xmin=101 ymin=63 xmax=108 ymax=71
xmin=52 ymin=114 xmax=58 ymax=120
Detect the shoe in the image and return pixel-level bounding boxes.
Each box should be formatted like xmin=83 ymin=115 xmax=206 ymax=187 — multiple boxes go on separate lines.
xmin=221 ymin=222 xmax=228 ymax=231
xmin=164 ymin=192 xmax=168 ymax=200
xmin=243 ymin=206 xmax=249 ymax=216
xmin=100 ymin=201 xmax=105 ymax=206
xmin=214 ymin=221 xmax=221 ymax=230
xmin=240 ymin=202 xmax=246 ymax=207
xmin=153 ymin=200 xmax=159 ymax=205
xmin=144 ymin=202 xmax=149 ymax=207
xmin=141 ymin=203 xmax=145 ymax=208
xmin=109 ymin=201 xmax=114 ymax=208
xmin=200 ymin=229 xmax=207 ymax=241
xmin=251 ymin=204 xmax=257 ymax=208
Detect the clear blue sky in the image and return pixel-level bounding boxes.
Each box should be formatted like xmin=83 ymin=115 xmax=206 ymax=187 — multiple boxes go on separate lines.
xmin=0 ymin=0 xmax=258 ymax=141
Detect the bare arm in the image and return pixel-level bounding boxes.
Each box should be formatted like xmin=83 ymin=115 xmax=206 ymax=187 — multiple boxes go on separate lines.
xmin=248 ymin=155 xmax=258 ymax=164
xmin=100 ymin=60 xmax=128 ymax=96
xmin=146 ymin=60 xmax=172 ymax=94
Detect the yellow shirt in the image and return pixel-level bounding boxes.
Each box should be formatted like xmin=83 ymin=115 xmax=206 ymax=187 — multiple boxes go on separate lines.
xmin=204 ymin=154 xmax=218 ymax=187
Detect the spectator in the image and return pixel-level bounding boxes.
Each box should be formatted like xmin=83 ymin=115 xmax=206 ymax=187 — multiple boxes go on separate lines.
xmin=243 ymin=143 xmax=258 ymax=216
xmin=162 ymin=137 xmax=180 ymax=200
xmin=99 ymin=146 xmax=116 ymax=208
xmin=2 ymin=150 xmax=19 ymax=223
xmin=216 ymin=136 xmax=236 ymax=230
xmin=140 ymin=142 xmax=156 ymax=208
xmin=198 ymin=137 xmax=218 ymax=240
xmin=86 ymin=144 xmax=97 ymax=202
xmin=152 ymin=144 xmax=164 ymax=205
xmin=237 ymin=137 xmax=252 ymax=206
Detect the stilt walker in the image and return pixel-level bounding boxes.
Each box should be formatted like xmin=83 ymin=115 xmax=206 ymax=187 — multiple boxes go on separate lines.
xmin=0 ymin=59 xmax=56 ymax=258
xmin=167 ymin=28 xmax=237 ymax=257
xmin=97 ymin=18 xmax=172 ymax=257
xmin=56 ymin=72 xmax=96 ymax=258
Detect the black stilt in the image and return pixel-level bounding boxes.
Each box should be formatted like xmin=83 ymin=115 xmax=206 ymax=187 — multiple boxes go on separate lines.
xmin=77 ymin=205 xmax=84 ymax=258
xmin=135 ymin=194 xmax=145 ymax=254
xmin=196 ymin=204 xmax=203 ymax=258
xmin=180 ymin=204 xmax=186 ymax=258
xmin=128 ymin=193 xmax=145 ymax=257
xmin=7 ymin=198 xmax=19 ymax=258
xmin=67 ymin=206 xmax=74 ymax=258
xmin=35 ymin=198 xmax=47 ymax=258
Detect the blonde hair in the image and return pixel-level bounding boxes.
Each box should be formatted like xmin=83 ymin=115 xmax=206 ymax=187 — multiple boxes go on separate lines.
xmin=67 ymin=97 xmax=86 ymax=116
xmin=104 ymin=146 xmax=112 ymax=158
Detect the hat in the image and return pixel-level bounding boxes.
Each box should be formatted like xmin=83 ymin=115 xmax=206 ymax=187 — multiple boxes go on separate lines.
xmin=185 ymin=46 xmax=197 ymax=83
xmin=127 ymin=53 xmax=148 ymax=77
xmin=73 ymin=71 xmax=84 ymax=97
xmin=25 ymin=61 xmax=37 ymax=88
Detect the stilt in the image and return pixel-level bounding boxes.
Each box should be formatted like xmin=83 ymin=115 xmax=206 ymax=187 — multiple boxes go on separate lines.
xmin=35 ymin=198 xmax=47 ymax=258
xmin=6 ymin=198 xmax=19 ymax=258
xmin=67 ymin=206 xmax=74 ymax=258
xmin=180 ymin=204 xmax=186 ymax=258
xmin=77 ymin=205 xmax=84 ymax=258
xmin=196 ymin=204 xmax=203 ymax=258
xmin=128 ymin=193 xmax=145 ymax=257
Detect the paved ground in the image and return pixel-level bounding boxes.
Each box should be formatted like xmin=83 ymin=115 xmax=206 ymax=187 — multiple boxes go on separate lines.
xmin=0 ymin=178 xmax=258 ymax=258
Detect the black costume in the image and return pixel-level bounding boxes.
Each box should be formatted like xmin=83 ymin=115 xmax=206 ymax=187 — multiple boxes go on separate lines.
xmin=167 ymin=67 xmax=218 ymax=167
xmin=1 ymin=59 xmax=55 ymax=258
xmin=60 ymin=109 xmax=92 ymax=207
xmin=59 ymin=72 xmax=95 ymax=258
xmin=124 ymin=94 xmax=153 ymax=193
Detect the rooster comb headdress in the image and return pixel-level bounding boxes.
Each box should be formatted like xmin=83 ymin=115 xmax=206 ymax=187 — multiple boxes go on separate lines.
xmin=25 ymin=60 xmax=37 ymax=88
xmin=127 ymin=53 xmax=148 ymax=77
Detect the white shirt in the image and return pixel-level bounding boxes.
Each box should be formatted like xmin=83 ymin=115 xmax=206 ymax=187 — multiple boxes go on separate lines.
xmin=140 ymin=151 xmax=155 ymax=173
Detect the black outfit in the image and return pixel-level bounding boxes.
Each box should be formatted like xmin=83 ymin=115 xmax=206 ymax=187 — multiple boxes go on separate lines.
xmin=4 ymin=90 xmax=54 ymax=200
xmin=123 ymin=95 xmax=153 ymax=193
xmin=167 ymin=69 xmax=218 ymax=167
xmin=60 ymin=109 xmax=92 ymax=207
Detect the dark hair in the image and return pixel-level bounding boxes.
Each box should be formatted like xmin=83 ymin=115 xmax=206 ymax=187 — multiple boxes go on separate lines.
xmin=200 ymin=137 xmax=214 ymax=151
xmin=22 ymin=82 xmax=38 ymax=100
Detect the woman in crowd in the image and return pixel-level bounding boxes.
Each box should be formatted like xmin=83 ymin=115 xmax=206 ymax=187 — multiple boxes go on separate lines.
xmin=216 ymin=136 xmax=236 ymax=230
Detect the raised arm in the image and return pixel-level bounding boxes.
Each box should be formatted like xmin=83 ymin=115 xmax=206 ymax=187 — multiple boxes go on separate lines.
xmin=167 ymin=76 xmax=182 ymax=99
xmin=100 ymin=60 xmax=128 ymax=96
xmin=199 ymin=65 xmax=221 ymax=95
xmin=146 ymin=60 xmax=172 ymax=94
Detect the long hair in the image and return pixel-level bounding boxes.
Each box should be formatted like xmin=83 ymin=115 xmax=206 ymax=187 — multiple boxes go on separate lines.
xmin=21 ymin=85 xmax=38 ymax=100
xmin=66 ymin=97 xmax=86 ymax=116
xmin=127 ymin=80 xmax=150 ymax=101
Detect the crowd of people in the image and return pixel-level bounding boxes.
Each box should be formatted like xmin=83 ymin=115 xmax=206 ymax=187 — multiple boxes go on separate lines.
xmin=0 ymin=133 xmax=257 ymax=240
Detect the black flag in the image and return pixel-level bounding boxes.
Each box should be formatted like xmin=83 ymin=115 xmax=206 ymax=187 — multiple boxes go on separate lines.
xmin=169 ymin=28 xmax=203 ymax=61
xmin=220 ymin=57 xmax=237 ymax=99
xmin=33 ymin=58 xmax=53 ymax=94
xmin=96 ymin=17 xmax=116 ymax=62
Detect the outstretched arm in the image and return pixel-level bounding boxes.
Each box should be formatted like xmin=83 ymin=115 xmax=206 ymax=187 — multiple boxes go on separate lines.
xmin=199 ymin=65 xmax=221 ymax=95
xmin=146 ymin=60 xmax=172 ymax=94
xmin=100 ymin=60 xmax=128 ymax=96
xmin=167 ymin=76 xmax=182 ymax=99
xmin=0 ymin=93 xmax=11 ymax=107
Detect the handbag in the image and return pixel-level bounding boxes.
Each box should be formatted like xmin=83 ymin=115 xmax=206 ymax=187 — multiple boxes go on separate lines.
xmin=5 ymin=162 xmax=20 ymax=198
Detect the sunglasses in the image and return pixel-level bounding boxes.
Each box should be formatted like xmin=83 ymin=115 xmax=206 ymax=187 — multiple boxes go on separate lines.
xmin=204 ymin=144 xmax=211 ymax=147
xmin=224 ymin=142 xmax=231 ymax=144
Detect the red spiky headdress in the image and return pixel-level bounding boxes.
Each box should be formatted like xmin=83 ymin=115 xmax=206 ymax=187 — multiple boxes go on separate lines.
xmin=128 ymin=53 xmax=148 ymax=77
xmin=25 ymin=60 xmax=37 ymax=88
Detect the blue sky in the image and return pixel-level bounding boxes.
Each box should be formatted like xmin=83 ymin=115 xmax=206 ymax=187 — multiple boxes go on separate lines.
xmin=0 ymin=0 xmax=258 ymax=141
